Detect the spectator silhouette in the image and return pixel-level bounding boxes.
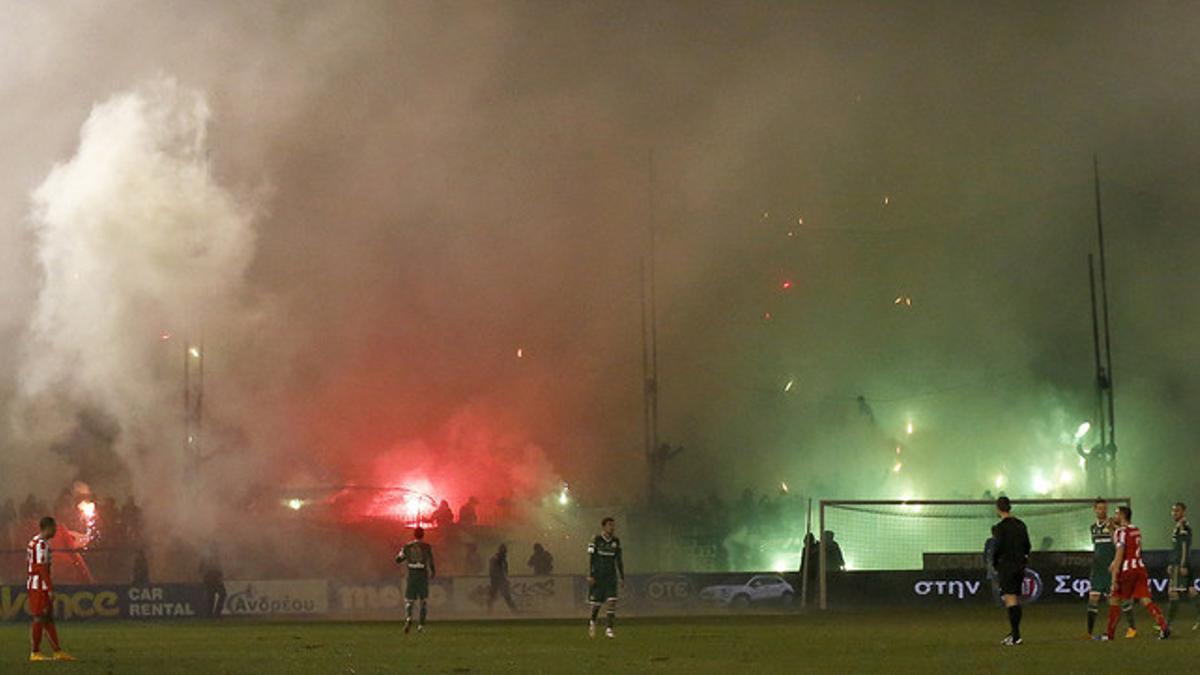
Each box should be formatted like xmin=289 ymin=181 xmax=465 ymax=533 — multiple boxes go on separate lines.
xmin=132 ymin=549 xmax=150 ymax=585
xmin=199 ymin=545 xmax=227 ymax=618
xmin=458 ymin=497 xmax=479 ymax=527
xmin=488 ymin=544 xmax=518 ymax=613
xmin=822 ymin=531 xmax=845 ymax=572
xmin=527 ymin=543 xmax=554 ymax=576
xmin=432 ymin=500 xmax=455 ymax=530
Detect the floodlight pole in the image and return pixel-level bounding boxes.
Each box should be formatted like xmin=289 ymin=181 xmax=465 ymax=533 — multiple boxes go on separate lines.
xmin=819 ymin=500 xmax=827 ymax=610
xmin=1088 ymin=157 xmax=1118 ymax=494
xmin=801 ymin=497 xmax=813 ymax=609
xmin=642 ymin=150 xmax=661 ymax=506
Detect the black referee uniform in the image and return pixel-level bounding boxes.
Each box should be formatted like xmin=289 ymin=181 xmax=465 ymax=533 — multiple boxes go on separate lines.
xmin=993 ymin=510 xmax=1031 ymax=643
xmin=992 ymin=515 xmax=1031 ymax=596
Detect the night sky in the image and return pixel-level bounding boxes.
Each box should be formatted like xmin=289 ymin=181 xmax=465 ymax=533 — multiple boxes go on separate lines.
xmin=1 ymin=1 xmax=1198 ymax=545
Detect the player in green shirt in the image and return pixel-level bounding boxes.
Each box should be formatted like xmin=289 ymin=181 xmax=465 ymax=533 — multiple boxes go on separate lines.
xmin=587 ymin=517 xmax=625 ymax=639
xmin=1087 ymin=498 xmax=1136 ymax=638
xmin=1166 ymin=502 xmax=1198 ymax=629
xmin=394 ymin=527 xmax=436 ymax=634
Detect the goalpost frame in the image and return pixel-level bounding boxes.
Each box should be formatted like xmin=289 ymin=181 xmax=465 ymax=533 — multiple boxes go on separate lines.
xmin=817 ymin=497 xmax=1131 ymax=610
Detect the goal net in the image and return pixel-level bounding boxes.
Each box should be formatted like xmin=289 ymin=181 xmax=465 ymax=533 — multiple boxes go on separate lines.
xmin=816 ymin=498 xmax=1130 ymax=609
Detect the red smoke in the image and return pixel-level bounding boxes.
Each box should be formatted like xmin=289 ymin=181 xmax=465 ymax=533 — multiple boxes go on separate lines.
xmin=361 ymin=407 xmax=558 ymax=525
xmin=291 ymin=399 xmax=560 ymax=527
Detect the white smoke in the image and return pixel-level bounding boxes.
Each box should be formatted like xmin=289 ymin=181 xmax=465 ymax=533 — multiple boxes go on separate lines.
xmin=15 ymin=77 xmax=261 ymax=536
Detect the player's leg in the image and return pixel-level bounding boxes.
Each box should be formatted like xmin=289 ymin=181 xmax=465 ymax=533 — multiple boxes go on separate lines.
xmin=998 ymin=565 xmax=1023 ymax=644
xmin=1086 ymin=591 xmax=1101 ymax=636
xmin=604 ymin=597 xmax=617 ymax=637
xmin=587 ymin=602 xmax=600 ymax=637
xmin=30 ymin=615 xmax=45 ymax=658
xmin=1139 ymin=597 xmax=1169 ymax=636
xmin=1121 ymin=599 xmax=1136 ymax=635
xmin=403 ymin=579 xmax=416 ymax=633
xmin=1104 ymin=593 xmax=1122 ymax=640
xmin=1134 ymin=572 xmax=1169 ymax=638
xmin=43 ymin=617 xmax=71 ymax=660
xmin=487 ymin=582 xmax=498 ymax=611
xmin=418 ymin=596 xmax=428 ymax=628
xmin=1002 ymin=595 xmax=1022 ymax=643
xmin=29 ymin=591 xmax=49 ymax=661
xmin=1167 ymin=565 xmax=1181 ymax=624
xmin=1190 ymin=586 xmax=1200 ymax=627
xmin=587 ymin=578 xmax=602 ymax=636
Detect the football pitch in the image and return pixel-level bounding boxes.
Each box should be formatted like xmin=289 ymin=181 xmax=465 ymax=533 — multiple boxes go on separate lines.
xmin=3 ymin=605 xmax=1197 ymax=674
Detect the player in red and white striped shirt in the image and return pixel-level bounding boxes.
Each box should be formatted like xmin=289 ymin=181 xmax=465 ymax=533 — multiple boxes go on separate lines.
xmin=26 ymin=517 xmax=74 ymax=662
xmin=1104 ymin=506 xmax=1170 ymax=640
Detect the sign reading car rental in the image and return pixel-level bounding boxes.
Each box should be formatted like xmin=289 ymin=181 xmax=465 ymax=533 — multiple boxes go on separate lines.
xmin=126 ymin=585 xmax=206 ymax=618
xmin=224 ymin=580 xmax=329 ymax=616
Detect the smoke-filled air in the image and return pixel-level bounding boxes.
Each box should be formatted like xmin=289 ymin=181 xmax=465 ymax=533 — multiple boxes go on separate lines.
xmin=2 ymin=0 xmax=1199 ymax=584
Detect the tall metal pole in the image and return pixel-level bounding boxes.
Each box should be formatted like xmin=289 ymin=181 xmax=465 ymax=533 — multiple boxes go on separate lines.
xmin=1087 ymin=255 xmax=1107 ymax=449
xmin=640 ymin=258 xmax=655 ymax=504
xmin=1093 ymin=157 xmax=1116 ymax=445
xmin=800 ymin=497 xmax=812 ymax=609
xmin=818 ymin=501 xmax=827 ymax=610
xmin=643 ymin=149 xmax=660 ymax=505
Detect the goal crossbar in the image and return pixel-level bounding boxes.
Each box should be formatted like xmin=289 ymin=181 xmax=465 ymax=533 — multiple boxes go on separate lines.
xmin=816 ymin=497 xmax=1131 ymax=610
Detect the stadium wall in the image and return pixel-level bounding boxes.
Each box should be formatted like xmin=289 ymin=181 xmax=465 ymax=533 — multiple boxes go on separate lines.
xmin=2 ymin=564 xmax=1196 ymax=621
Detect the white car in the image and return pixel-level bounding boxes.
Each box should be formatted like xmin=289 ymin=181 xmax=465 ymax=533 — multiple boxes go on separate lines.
xmin=699 ymin=574 xmax=795 ymax=608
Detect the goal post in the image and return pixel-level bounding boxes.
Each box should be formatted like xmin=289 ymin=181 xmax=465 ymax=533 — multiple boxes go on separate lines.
xmin=817 ymin=497 xmax=1131 ymax=610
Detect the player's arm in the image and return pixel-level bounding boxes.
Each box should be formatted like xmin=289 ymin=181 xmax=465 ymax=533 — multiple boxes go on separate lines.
xmin=1182 ymin=524 xmax=1192 ymax=573
xmin=1019 ymin=524 xmax=1031 ymax=561
xmin=615 ymin=541 xmax=625 ymax=581
xmin=1109 ymin=534 xmax=1124 ymax=576
xmin=395 ymin=545 xmax=407 ymax=565
xmin=587 ymin=538 xmax=598 ymax=582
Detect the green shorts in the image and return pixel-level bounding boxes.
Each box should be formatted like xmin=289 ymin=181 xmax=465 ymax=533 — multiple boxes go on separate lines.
xmin=1168 ymin=565 xmax=1194 ymax=592
xmin=589 ymin=575 xmax=618 ymax=604
xmin=406 ymin=571 xmax=429 ymax=600
xmin=1090 ymin=567 xmax=1112 ymax=595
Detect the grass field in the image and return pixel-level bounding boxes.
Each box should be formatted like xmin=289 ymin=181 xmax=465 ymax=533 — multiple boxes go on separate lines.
xmin=3 ymin=605 xmax=1198 ymax=674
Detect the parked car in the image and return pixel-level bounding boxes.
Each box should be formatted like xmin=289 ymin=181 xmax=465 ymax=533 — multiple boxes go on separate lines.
xmin=698 ymin=574 xmax=795 ymax=608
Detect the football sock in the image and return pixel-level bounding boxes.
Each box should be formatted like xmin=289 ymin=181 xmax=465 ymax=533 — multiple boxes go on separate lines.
xmin=590 ymin=604 xmax=600 ymax=622
xmin=31 ymin=622 xmax=42 ymax=652
xmin=1147 ymin=602 xmax=1167 ymax=631
xmin=1106 ymin=605 xmax=1121 ymax=638
xmin=44 ymin=623 xmax=60 ymax=650
xmin=606 ymin=611 xmax=615 ymax=629
xmin=419 ymin=600 xmax=427 ymax=626
xmin=1087 ymin=601 xmax=1098 ymax=633
xmin=1007 ymin=605 xmax=1021 ymax=640
xmin=1123 ymin=601 xmax=1136 ymax=627
xmin=1193 ymin=594 xmax=1200 ymax=618
xmin=404 ymin=600 xmax=414 ymax=621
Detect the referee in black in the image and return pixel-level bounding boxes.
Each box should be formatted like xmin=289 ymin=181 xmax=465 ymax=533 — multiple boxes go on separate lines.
xmin=992 ymin=496 xmax=1031 ymax=645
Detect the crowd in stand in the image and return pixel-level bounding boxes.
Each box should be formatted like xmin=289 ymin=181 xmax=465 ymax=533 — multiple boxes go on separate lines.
xmin=0 ymin=491 xmax=144 ymax=553
xmin=1 ymin=488 xmax=147 ymax=585
xmin=652 ymin=488 xmax=807 ymax=571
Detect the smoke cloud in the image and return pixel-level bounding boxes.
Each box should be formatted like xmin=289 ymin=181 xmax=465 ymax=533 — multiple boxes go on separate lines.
xmin=12 ymin=77 xmax=264 ymax=537
xmin=2 ymin=1 xmax=1200 ymax=567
